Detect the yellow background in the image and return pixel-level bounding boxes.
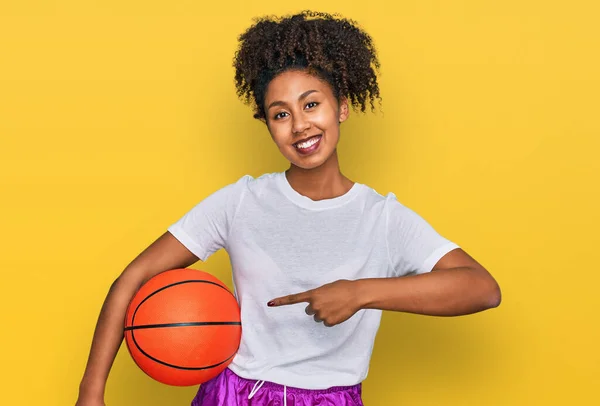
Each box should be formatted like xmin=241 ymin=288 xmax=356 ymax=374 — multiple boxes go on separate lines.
xmin=1 ymin=1 xmax=598 ymax=405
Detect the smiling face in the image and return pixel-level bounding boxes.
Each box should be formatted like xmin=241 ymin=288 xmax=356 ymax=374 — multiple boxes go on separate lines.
xmin=264 ymin=69 xmax=349 ymax=170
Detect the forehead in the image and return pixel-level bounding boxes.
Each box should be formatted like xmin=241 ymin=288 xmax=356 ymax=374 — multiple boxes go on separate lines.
xmin=265 ymin=70 xmax=333 ymax=102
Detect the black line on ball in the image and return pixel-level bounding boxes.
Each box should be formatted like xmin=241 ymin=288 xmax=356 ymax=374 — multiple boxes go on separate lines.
xmin=129 ymin=278 xmax=241 ymax=371
xmin=127 ymin=332 xmax=239 ymax=370
xmin=125 ymin=321 xmax=241 ymax=331
xmin=130 ymin=279 xmax=237 ymax=328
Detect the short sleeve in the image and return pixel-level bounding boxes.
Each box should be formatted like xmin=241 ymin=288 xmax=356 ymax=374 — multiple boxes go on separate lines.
xmin=167 ymin=175 xmax=250 ymax=261
xmin=385 ymin=193 xmax=460 ymax=277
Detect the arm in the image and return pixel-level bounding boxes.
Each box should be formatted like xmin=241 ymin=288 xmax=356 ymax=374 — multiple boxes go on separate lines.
xmin=357 ymin=248 xmax=501 ymax=316
xmin=371 ymin=195 xmax=501 ymax=316
xmin=268 ymin=248 xmax=501 ymax=326
xmin=76 ymin=231 xmax=199 ymax=405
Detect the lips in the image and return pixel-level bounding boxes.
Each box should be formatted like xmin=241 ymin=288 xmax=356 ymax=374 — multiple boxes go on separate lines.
xmin=293 ymin=134 xmax=323 ymax=155
xmin=293 ymin=134 xmax=322 ymax=147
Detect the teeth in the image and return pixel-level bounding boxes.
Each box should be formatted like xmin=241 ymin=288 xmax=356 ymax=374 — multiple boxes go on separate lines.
xmin=296 ymin=136 xmax=321 ymax=149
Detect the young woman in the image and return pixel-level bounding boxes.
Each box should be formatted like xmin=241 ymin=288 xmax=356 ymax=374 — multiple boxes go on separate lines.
xmin=76 ymin=10 xmax=501 ymax=406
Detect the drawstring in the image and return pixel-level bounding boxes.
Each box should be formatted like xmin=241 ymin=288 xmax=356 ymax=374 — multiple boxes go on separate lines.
xmin=248 ymin=380 xmax=264 ymax=399
xmin=248 ymin=380 xmax=287 ymax=406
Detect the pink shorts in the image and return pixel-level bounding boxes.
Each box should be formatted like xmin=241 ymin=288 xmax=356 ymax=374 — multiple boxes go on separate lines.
xmin=191 ymin=367 xmax=364 ymax=406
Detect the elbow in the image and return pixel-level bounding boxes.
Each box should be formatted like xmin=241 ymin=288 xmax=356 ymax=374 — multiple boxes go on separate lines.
xmin=471 ymin=267 xmax=501 ymax=311
xmin=109 ymin=268 xmax=146 ymax=295
xmin=484 ymin=279 xmax=502 ymax=309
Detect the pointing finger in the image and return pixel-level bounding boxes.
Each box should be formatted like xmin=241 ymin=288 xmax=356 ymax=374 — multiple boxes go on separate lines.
xmin=267 ymin=290 xmax=313 ymax=307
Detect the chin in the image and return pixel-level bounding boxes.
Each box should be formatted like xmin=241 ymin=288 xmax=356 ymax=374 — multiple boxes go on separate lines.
xmin=288 ymin=151 xmax=335 ymax=170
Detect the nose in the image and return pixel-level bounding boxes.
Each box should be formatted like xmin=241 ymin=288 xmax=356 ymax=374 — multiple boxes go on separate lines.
xmin=292 ymin=114 xmax=310 ymax=135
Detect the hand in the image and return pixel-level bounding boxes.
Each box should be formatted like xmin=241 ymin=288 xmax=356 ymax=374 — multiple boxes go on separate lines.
xmin=75 ymin=400 xmax=105 ymax=406
xmin=267 ymin=279 xmax=363 ymax=327
xmin=75 ymin=393 xmax=105 ymax=406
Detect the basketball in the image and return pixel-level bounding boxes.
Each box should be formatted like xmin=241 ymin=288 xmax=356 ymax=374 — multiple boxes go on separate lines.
xmin=124 ymin=268 xmax=241 ymax=386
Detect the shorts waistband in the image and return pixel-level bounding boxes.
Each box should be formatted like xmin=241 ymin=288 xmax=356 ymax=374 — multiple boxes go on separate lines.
xmin=233 ymin=369 xmax=362 ymax=394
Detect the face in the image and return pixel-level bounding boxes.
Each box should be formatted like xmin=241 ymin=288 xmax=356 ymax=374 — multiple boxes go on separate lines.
xmin=263 ymin=70 xmax=349 ymax=170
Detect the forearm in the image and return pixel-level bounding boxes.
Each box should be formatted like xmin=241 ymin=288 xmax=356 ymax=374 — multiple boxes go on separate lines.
xmin=78 ymin=272 xmax=141 ymax=399
xmin=356 ymin=267 xmax=501 ymax=316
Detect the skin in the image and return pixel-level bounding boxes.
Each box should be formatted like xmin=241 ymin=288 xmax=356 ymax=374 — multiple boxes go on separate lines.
xmin=263 ymin=69 xmax=354 ymax=201
xmin=75 ymin=68 xmax=501 ymax=406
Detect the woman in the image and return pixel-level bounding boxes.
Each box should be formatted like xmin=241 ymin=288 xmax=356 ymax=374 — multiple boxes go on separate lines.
xmin=76 ymin=10 xmax=501 ymax=406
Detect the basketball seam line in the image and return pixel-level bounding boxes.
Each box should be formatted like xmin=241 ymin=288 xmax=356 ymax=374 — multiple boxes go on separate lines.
xmin=124 ymin=321 xmax=242 ymax=331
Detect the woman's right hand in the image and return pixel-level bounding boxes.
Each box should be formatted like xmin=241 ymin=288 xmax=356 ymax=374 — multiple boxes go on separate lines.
xmin=75 ymin=394 xmax=105 ymax=406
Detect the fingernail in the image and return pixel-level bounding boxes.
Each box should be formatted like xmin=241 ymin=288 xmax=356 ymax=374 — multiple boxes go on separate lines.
xmin=267 ymin=301 xmax=275 ymax=307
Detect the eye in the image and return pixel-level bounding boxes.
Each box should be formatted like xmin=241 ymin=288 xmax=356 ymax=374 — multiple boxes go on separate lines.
xmin=274 ymin=111 xmax=289 ymax=120
xmin=305 ymin=101 xmax=319 ymax=109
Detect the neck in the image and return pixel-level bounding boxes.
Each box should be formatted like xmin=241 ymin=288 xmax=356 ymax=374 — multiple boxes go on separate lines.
xmin=285 ymin=150 xmax=354 ymax=201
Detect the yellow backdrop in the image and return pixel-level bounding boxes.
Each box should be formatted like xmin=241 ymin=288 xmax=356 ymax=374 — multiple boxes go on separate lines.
xmin=1 ymin=1 xmax=598 ymax=405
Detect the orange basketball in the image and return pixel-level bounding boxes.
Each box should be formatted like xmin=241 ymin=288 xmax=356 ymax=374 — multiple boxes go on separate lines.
xmin=124 ymin=268 xmax=241 ymax=386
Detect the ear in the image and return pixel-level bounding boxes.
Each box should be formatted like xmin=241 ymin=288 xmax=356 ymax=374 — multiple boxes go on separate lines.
xmin=338 ymin=97 xmax=349 ymax=123
xmin=263 ymin=117 xmax=273 ymax=134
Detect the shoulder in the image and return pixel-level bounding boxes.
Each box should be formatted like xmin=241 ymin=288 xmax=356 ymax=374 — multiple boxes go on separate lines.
xmin=220 ymin=172 xmax=274 ymax=192
xmin=358 ymin=184 xmax=429 ymax=229
xmin=209 ymin=172 xmax=281 ymax=204
xmin=234 ymin=171 xmax=284 ymax=196
xmin=358 ymin=182 xmax=406 ymax=211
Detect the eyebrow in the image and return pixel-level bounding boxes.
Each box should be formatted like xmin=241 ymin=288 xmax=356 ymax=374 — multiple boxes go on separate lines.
xmin=267 ymin=89 xmax=319 ymax=110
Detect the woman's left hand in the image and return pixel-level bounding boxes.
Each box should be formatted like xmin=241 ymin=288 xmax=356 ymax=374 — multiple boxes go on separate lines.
xmin=267 ymin=279 xmax=363 ymax=327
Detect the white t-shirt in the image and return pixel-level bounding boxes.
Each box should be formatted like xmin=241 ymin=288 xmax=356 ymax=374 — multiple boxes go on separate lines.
xmin=167 ymin=172 xmax=460 ymax=389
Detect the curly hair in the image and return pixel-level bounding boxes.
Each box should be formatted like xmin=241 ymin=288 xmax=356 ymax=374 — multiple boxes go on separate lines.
xmin=233 ymin=10 xmax=382 ymax=120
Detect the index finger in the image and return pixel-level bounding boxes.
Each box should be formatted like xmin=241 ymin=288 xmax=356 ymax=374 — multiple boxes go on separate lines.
xmin=267 ymin=290 xmax=313 ymax=307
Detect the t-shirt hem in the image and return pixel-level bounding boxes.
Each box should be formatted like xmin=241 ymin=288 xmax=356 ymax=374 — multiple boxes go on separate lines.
xmin=227 ymin=364 xmax=364 ymax=390
xmin=419 ymin=242 xmax=461 ymax=274
xmin=167 ymin=225 xmax=209 ymax=262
